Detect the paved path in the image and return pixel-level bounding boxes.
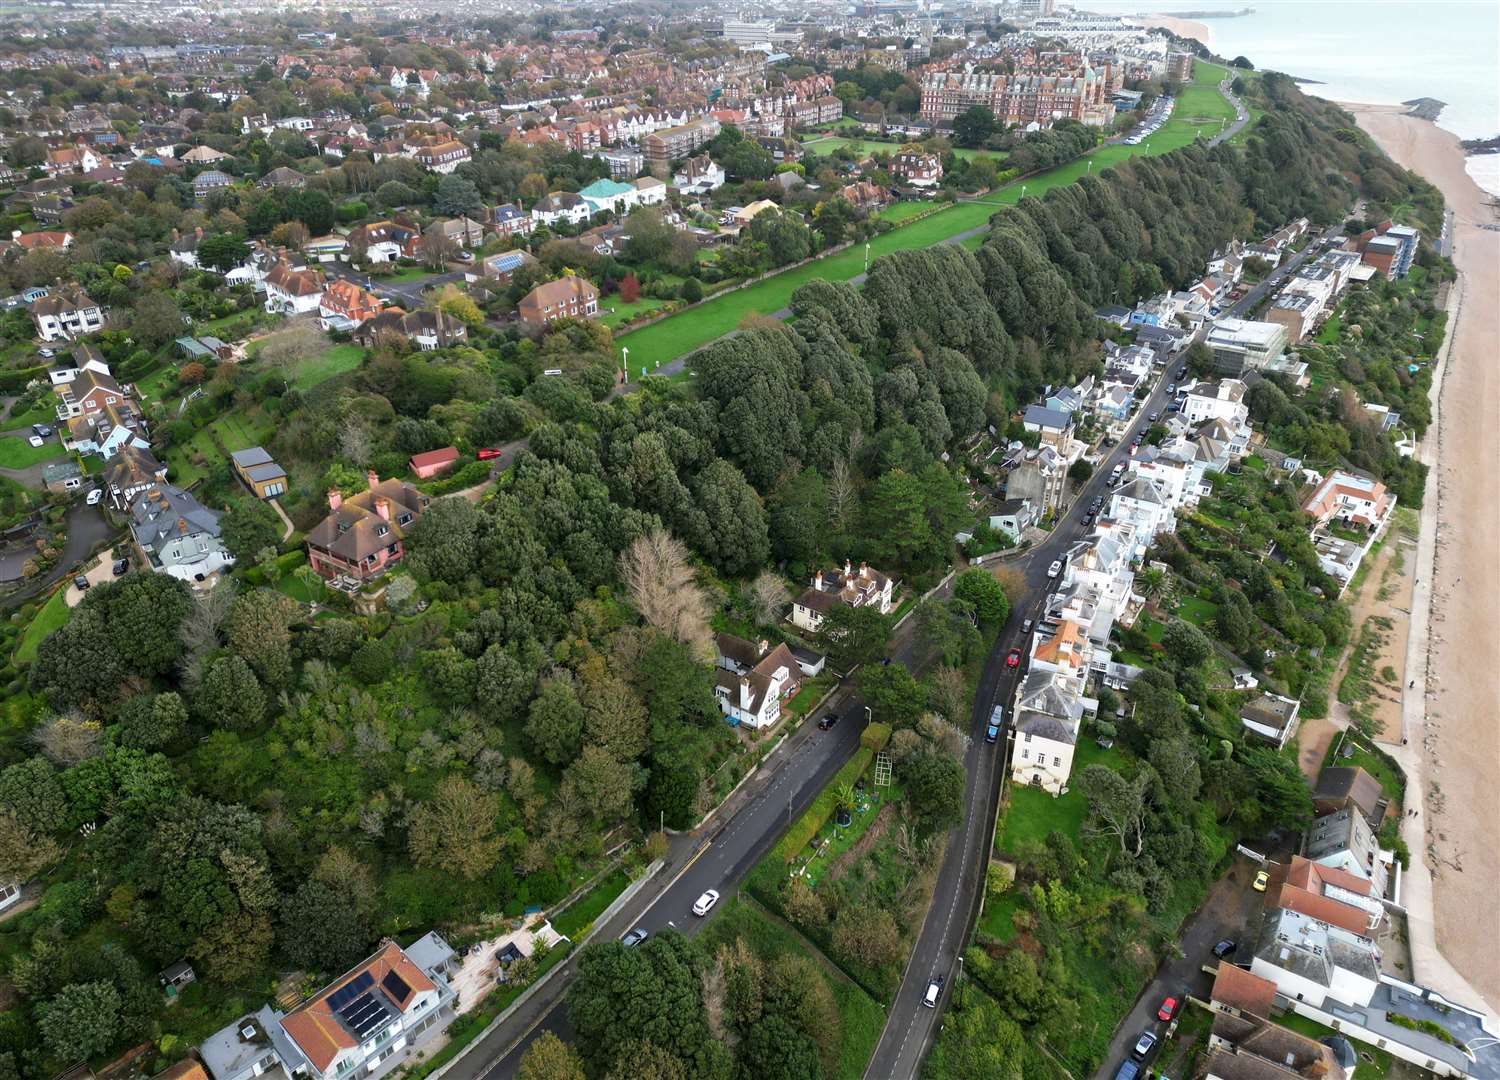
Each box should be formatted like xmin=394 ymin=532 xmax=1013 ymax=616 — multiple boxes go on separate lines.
xmin=268 ymin=497 xmax=294 ymax=541
xmin=1208 ymin=75 xmax=1251 ymax=147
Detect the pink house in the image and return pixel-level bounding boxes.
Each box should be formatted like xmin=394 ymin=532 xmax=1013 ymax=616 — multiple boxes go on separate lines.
xmin=305 ymin=471 xmax=431 ymax=581
xmin=409 ymin=446 xmax=460 ymax=479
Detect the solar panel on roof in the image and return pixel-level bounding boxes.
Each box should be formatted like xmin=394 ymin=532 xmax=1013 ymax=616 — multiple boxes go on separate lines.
xmin=325 ymin=970 xmax=374 ymax=1013
xmin=380 ymin=969 xmax=412 ymax=1005
xmin=339 ymin=991 xmax=389 ymax=1040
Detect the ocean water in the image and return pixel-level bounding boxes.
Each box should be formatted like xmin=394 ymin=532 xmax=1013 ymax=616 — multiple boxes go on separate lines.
xmin=1084 ymin=1 xmax=1500 ymax=191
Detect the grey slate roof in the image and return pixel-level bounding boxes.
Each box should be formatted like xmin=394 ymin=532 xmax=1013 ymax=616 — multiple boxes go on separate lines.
xmin=1012 ymin=709 xmax=1077 ymax=745
xmin=1023 ymin=404 xmax=1071 ymax=431
xmin=130 ymin=483 xmax=223 ymax=555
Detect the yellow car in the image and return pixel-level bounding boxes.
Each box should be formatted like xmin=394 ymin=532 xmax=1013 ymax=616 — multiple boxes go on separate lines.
xmin=1252 ymin=869 xmax=1269 ymax=892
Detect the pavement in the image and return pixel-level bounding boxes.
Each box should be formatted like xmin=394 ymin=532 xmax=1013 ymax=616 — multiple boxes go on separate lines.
xmin=64 ymin=544 xmax=120 ymax=606
xmin=863 ymin=342 xmax=1195 ymax=1079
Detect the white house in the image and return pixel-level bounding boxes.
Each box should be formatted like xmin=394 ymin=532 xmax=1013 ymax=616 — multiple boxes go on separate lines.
xmin=1180 ymin=379 xmax=1250 ymax=428
xmin=531 ymin=192 xmax=591 ymax=228
xmin=200 ymin=939 xmax=455 ymax=1080
xmin=577 ymin=178 xmax=640 ymax=216
xmin=263 ymin=261 xmax=325 ymax=315
xmin=673 ymin=154 xmax=726 ymax=194
xmin=1108 ymin=476 xmax=1175 ymax=558
xmin=1239 ymin=691 xmax=1302 ymax=749
xmin=1247 ymin=907 xmax=1381 ymax=1011
xmin=1010 ymin=707 xmax=1080 ymax=795
xmin=632 ymin=176 xmax=668 ymax=206
xmin=790 ymin=561 xmax=894 ymax=634
xmin=32 ymin=286 xmax=105 ymax=342
xmin=713 ymin=634 xmax=801 ymax=730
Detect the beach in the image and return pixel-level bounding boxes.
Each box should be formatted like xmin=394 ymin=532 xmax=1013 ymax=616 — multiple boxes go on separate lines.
xmin=1344 ymin=103 xmax=1500 ymax=1016
xmin=1134 ymin=15 xmax=1212 ymax=48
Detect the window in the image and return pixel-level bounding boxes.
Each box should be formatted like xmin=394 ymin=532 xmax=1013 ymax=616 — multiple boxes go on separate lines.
xmin=1053 ymin=756 xmax=1062 ymax=767
xmin=1020 ymin=749 xmax=1029 ymax=759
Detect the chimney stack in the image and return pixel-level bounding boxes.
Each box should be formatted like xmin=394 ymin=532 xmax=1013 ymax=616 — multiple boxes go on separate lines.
xmin=374 ymin=496 xmax=391 ymax=522
xmin=814 ymin=571 xmax=823 ymax=591
xmin=843 ymin=558 xmax=852 ymax=577
xmin=365 ymin=468 xmax=379 ymax=491
xmin=327 ymin=488 xmax=342 ymax=511
xmin=739 ymin=676 xmax=752 ymax=712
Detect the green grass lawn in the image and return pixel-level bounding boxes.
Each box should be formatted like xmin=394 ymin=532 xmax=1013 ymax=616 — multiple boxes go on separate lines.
xmin=210 ymin=413 xmax=271 ymax=452
xmin=699 ymin=897 xmax=886 ymax=1080
xmin=14 ymin=587 xmax=69 ymax=664
xmin=551 ymin=867 xmax=631 ymax=939
xmin=996 ymin=739 xmax=1121 ymax=857
xmin=620 ymin=73 xmax=1237 ymax=368
xmin=600 ymin=295 xmax=672 ymax=329
xmin=290 ymin=344 xmax=364 ymax=390
xmin=802 ymin=135 xmax=1008 ymax=164
xmin=1275 ymin=1011 xmax=1398 ymax=1077
xmin=876 ymin=200 xmax=936 ymax=223
xmin=1173 ymin=595 xmax=1220 ymax=628
xmin=4 ymin=398 xmax=58 ymax=429
xmin=0 ymin=436 xmax=63 ymax=469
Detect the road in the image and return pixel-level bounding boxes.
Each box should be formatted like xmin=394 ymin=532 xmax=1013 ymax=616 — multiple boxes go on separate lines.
xmin=1222 ymin=224 xmax=1344 ymax=320
xmin=864 ymin=342 xmax=1192 ymax=1079
xmin=1208 ymin=74 xmax=1251 ymax=148
xmin=323 ymin=262 xmax=464 ymax=306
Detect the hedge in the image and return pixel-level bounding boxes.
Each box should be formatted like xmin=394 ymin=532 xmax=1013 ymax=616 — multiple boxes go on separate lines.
xmin=860 ymin=722 xmax=892 ymax=751
xmin=0 ymin=365 xmax=48 ymax=393
xmin=771 ymin=747 xmax=874 ymax=863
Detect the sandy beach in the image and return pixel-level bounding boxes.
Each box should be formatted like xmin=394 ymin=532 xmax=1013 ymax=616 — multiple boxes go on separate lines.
xmin=1134 ymin=15 xmax=1212 ymax=48
xmin=1344 ymin=103 xmax=1500 ymax=1015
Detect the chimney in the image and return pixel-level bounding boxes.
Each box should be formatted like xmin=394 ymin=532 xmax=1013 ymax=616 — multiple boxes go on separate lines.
xmin=194 ymin=225 xmax=203 ymax=239
xmin=756 ymin=638 xmax=768 ymax=657
xmin=843 ymin=558 xmax=852 ymax=577
xmin=374 ymin=496 xmax=391 ymax=522
xmin=11 ymin=230 xmax=19 ymax=241
xmin=814 ymin=571 xmax=823 ymax=591
xmin=170 ymin=228 xmax=179 ymax=242
xmin=327 ymin=488 xmax=342 ymax=511
xmin=739 ymin=676 xmax=752 ymax=712
xmin=365 ymin=468 xmax=379 ymax=491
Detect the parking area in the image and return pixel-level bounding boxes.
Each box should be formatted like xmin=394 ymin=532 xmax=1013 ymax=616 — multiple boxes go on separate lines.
xmin=64 ymin=546 xmax=122 ymax=607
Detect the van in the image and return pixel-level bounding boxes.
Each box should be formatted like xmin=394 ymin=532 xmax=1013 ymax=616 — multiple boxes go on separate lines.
xmin=542 ymin=368 xmax=563 ymax=377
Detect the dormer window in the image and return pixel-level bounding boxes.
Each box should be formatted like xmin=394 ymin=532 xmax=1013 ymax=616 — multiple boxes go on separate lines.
xmin=376 ymin=524 xmax=388 ymax=537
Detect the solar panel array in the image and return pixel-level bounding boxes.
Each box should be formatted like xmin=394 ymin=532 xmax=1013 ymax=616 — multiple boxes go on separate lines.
xmin=380 ymin=969 xmax=411 ymax=1006
xmin=340 ymin=991 xmax=389 ymax=1040
xmin=325 ymin=971 xmax=373 ymax=1013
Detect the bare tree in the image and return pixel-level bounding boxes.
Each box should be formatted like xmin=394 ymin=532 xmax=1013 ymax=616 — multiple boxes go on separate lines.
xmin=828 ymin=457 xmax=855 ymax=530
xmin=748 ymin=570 xmax=790 ymax=628
xmin=33 ymin=711 xmax=102 ymax=765
xmin=618 ymin=529 xmax=714 ymax=659
xmin=257 ymin=323 xmax=323 ymax=381
xmin=419 ymin=226 xmax=459 ymax=270
xmin=180 ymin=576 xmax=237 ymax=690
xmin=339 ymin=418 xmax=373 ymax=467
xmin=701 ymin=957 xmax=733 ymax=1050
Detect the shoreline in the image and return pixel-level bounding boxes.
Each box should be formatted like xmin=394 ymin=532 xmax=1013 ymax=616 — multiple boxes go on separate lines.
xmin=1133 ymin=14 xmax=1213 ymax=47
xmin=1342 ymin=102 xmax=1500 ymax=1019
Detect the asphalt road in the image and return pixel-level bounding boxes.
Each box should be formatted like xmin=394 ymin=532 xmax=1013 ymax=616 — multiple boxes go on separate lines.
xmin=324 ymin=263 xmax=464 ymax=306
xmin=864 ymin=343 xmax=1191 ymax=1079
xmin=1221 ymin=225 xmax=1343 ymax=320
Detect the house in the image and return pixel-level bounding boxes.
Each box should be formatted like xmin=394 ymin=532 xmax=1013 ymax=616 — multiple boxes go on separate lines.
xmin=1312 ymin=766 xmax=1387 ymax=825
xmin=347 ymin=220 xmax=420 ymax=264
xmin=259 ymin=166 xmax=307 ymax=190
xmin=532 ymin=192 xmax=592 ymax=228
xmin=181 ymin=145 xmax=231 ymax=165
xmin=485 ymin=202 xmax=534 ymax=239
xmin=632 ymin=176 xmax=667 ymax=206
xmin=578 ymin=178 xmax=640 ymax=216
xmin=837 ymin=180 xmax=890 ymax=211
xmin=168 ymin=227 xmax=208 ymax=268
xmin=1204 ymin=1007 xmax=1348 ymax=1080
xmin=1022 ymin=404 xmax=1073 ymax=448
xmin=1180 ymin=379 xmax=1249 ymax=428
xmin=7 ymin=229 xmax=73 ymax=253
xmin=53 ymin=358 xmax=128 ymax=420
xmin=32 ymin=286 xmax=105 ymax=342
xmin=199 ymin=939 xmax=454 ymax=1080
xmin=891 ymin=146 xmax=942 ymax=188
xmin=353 ymin=309 xmax=467 ymax=351
xmin=319 ymin=279 xmax=384 ymax=332
xmin=306 ymin=472 xmax=431 ymax=582
xmin=476 ymin=250 xmax=537 ymax=286
xmin=713 ymin=633 xmax=802 ymax=729
xmin=1302 ymin=808 xmax=1384 ymax=892
xmin=129 ymin=483 xmax=234 ymax=586
xmin=1108 ymin=476 xmax=1175 ymax=557
xmin=409 ymin=446 xmax=460 ymax=479
xmin=988 ymin=497 xmax=1035 ymax=539
xmin=41 ymin=460 xmax=83 ymax=494
xmin=63 ymin=401 xmax=150 ymax=459
xmin=1010 ymin=708 xmax=1080 ymax=795
xmin=45 ymin=145 xmax=102 ymax=174
xmin=263 ymin=261 xmax=326 ymax=315
xmin=1275 ymin=855 xmax=1386 ymax=938
xmin=1004 ymin=445 xmax=1066 ymax=516
xmin=1246 ymin=906 xmax=1381 ymax=1011
xmin=789 ymin=561 xmax=894 ymax=634
xmin=231 ymin=447 xmax=288 ymax=499
xmin=673 ymin=154 xmax=725 ymax=194
xmin=429 ymin=216 xmax=486 ymax=249
xmin=192 ymin=170 xmax=235 ymax=199
xmin=517 ymin=277 xmax=598 ymax=327
xmin=105 ymin=444 xmax=168 ymax=510
xmin=1302 ymin=470 xmax=1393 ymax=530
xmin=1239 ymin=691 xmax=1301 ymax=748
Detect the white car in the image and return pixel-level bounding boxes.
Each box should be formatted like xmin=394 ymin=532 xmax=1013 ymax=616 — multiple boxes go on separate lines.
xmin=923 ymin=974 xmax=945 ymax=1008
xmin=27 ymin=435 xmax=43 ymax=448
xmin=692 ymin=889 xmax=720 ymax=917
xmin=1047 ymin=560 xmax=1062 ymax=578
xmin=85 ymin=489 xmax=103 ymax=505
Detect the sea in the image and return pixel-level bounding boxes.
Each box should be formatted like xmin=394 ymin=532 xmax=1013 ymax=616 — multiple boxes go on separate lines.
xmin=1083 ymin=1 xmax=1500 ymax=194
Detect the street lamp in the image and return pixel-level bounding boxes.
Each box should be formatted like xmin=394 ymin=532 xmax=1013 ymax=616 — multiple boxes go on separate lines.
xmin=864 ymin=241 xmax=871 ymax=273
xmin=621 ymin=345 xmax=629 ymax=383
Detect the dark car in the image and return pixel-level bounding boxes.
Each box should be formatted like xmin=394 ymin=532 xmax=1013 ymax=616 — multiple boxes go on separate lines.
xmin=73 ymin=574 xmax=89 ymax=591
xmin=112 ymin=558 xmax=129 ymax=576
xmin=621 ymin=928 xmax=649 ymax=947
xmin=1113 ymin=1062 xmax=1141 ymax=1080
xmin=31 ymin=423 xmax=52 ymax=438
xmin=985 ymin=723 xmax=1000 ymax=744
xmin=1006 ymin=647 xmax=1022 ymax=668
xmin=1176 ymin=366 xmax=1187 ymax=379
xmin=1082 ymin=512 xmax=1095 ymax=525
xmin=1213 ymin=938 xmax=1237 ymax=959
xmin=817 ymin=713 xmax=839 ymax=731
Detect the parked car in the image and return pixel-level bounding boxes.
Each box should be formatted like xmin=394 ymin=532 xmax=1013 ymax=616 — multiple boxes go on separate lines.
xmin=1213 ymin=938 xmax=1237 ymax=959
xmin=1006 ymin=647 xmax=1022 ymax=668
xmin=1047 ymin=560 xmax=1062 ymax=578
xmin=30 ymin=423 xmax=51 ymax=438
xmin=817 ymin=713 xmax=839 ymax=731
xmin=86 ymin=488 xmax=103 ymax=505
xmin=476 ymin=447 xmax=503 ymax=460
xmin=1021 ymin=618 xmax=1033 ymax=634
xmin=922 ymin=974 xmax=945 ymax=1008
xmin=620 ymin=928 xmax=649 ymax=947
xmin=1132 ymin=1031 xmax=1157 ymax=1060
xmin=112 ymin=558 xmax=129 ymax=576
xmin=985 ymin=722 xmax=1000 ymax=744
xmin=692 ymin=889 xmax=720 ymax=917
xmin=73 ymin=575 xmax=90 ymax=591
xmin=1253 ymin=869 xmax=1269 ymax=892
xmin=27 ymin=435 xmax=43 ymax=448
xmin=1113 ymin=1062 xmax=1141 ymax=1080
xmin=1157 ymin=996 xmax=1180 ymax=1022
xmin=1148 ymin=411 xmax=1160 ymax=422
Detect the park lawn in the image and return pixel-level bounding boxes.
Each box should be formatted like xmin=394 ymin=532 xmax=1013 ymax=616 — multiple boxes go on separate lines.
xmin=620 ymin=69 xmax=1235 ymax=368
xmin=600 ymin=294 xmax=672 ymax=329
xmin=14 ymin=587 xmax=69 ymax=663
xmin=1173 ymin=595 xmax=1220 ymax=628
xmin=802 ymin=135 xmax=1008 ymax=164
xmin=876 ymin=200 xmax=936 ymax=223
xmin=0 ymin=436 xmax=63 ymax=469
xmin=551 ymin=866 xmax=631 ymax=939
xmin=699 ymin=897 xmax=886 ymax=1080
xmin=996 ymin=739 xmax=1122 ymax=857
xmin=291 ymin=344 xmax=364 ymax=390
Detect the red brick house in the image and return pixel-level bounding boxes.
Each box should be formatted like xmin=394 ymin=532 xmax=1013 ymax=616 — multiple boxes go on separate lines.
xmin=306 ymin=471 xmax=431 ymax=581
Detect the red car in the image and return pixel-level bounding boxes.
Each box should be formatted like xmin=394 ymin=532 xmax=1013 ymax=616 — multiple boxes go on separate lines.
xmin=1157 ymin=996 xmax=1179 ymax=1022
xmin=1006 ymin=647 xmax=1022 ymax=668
xmin=476 ymin=447 xmax=503 ymax=460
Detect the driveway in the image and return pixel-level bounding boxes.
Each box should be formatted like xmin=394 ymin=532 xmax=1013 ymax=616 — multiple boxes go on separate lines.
xmin=0 ymin=501 xmax=118 ymax=603
xmin=64 ymin=545 xmax=119 ymax=607
xmin=1091 ymin=856 xmax=1267 ymax=1079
